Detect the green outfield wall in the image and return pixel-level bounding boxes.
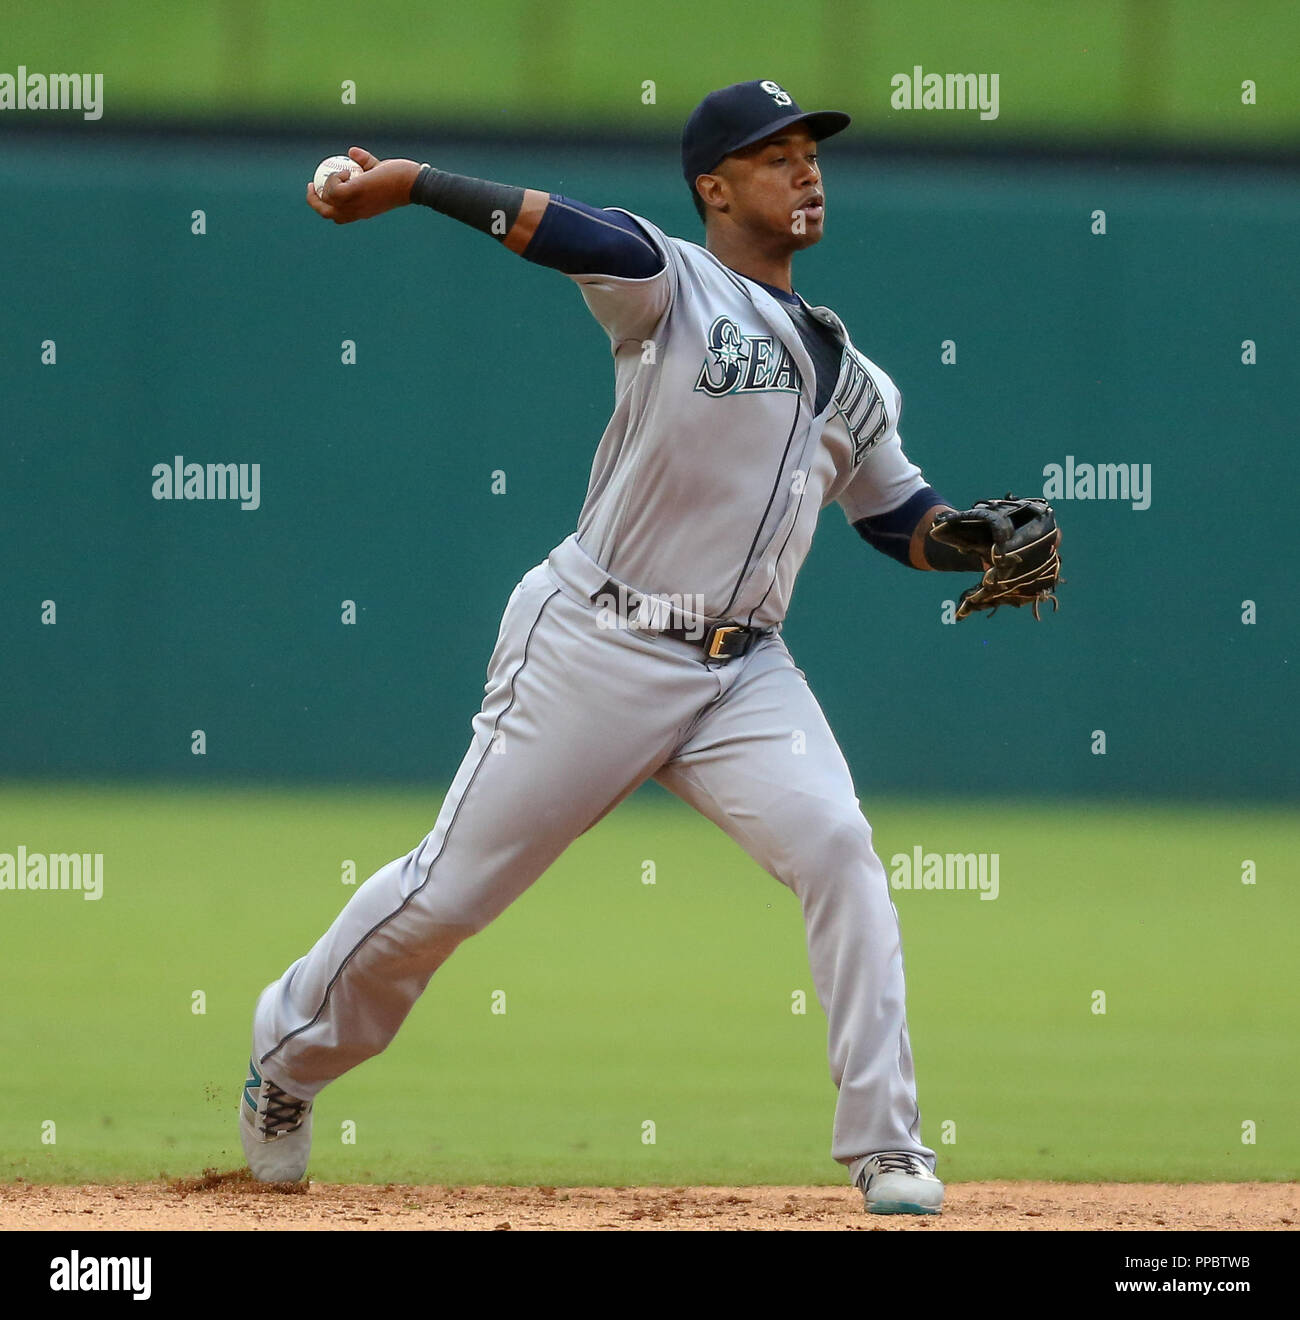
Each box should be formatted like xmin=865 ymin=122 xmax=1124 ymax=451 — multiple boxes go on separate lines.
xmin=2 ymin=133 xmax=1295 ymax=798
xmin=4 ymin=0 xmax=1298 ymax=149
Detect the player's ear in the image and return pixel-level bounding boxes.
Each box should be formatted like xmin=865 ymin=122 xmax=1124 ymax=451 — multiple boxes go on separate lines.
xmin=695 ymin=173 xmax=728 ymax=215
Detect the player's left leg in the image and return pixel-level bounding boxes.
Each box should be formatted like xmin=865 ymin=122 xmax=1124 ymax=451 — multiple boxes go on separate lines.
xmin=653 ymin=633 xmax=938 ymax=1200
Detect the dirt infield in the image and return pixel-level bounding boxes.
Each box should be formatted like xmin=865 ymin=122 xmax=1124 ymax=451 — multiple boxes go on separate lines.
xmin=1 ymin=1174 xmax=1295 ymax=1230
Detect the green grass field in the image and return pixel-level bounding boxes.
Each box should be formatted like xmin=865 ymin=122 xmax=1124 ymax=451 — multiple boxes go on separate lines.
xmin=0 ymin=784 xmax=1294 ymax=1186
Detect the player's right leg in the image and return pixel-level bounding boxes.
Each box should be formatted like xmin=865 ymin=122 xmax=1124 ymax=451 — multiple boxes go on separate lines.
xmin=240 ymin=557 xmax=720 ymax=1176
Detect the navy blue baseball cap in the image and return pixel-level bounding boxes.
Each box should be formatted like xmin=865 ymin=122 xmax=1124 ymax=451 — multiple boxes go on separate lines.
xmin=681 ymin=79 xmax=851 ymax=189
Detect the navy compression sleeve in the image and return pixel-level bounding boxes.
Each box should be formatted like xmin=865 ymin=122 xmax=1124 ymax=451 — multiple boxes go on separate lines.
xmin=409 ymin=166 xmax=663 ymax=278
xmin=853 ymin=486 xmax=984 ymax=571
xmin=522 ymin=195 xmax=663 ymax=277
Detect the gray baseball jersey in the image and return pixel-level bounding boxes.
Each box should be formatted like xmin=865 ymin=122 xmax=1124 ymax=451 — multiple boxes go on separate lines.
xmin=249 ymin=211 xmax=937 ymax=1189
xmin=569 ymin=210 xmax=927 ymax=627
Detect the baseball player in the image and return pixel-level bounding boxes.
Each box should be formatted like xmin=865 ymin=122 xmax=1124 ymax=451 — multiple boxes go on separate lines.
xmin=240 ymin=79 xmax=1060 ymax=1215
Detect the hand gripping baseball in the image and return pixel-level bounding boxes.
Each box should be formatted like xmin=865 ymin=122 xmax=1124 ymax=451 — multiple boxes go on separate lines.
xmin=307 ymin=147 xmax=423 ymax=224
xmin=930 ymin=496 xmax=1063 ymax=620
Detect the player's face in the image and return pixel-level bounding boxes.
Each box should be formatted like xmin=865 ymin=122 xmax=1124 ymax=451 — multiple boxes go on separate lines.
xmin=715 ymin=128 xmax=825 ymax=249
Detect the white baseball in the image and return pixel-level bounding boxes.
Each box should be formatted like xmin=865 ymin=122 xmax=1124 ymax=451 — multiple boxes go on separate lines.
xmin=313 ymin=154 xmax=362 ymax=200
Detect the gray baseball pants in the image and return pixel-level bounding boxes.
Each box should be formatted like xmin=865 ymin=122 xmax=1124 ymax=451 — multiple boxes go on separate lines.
xmin=253 ymin=533 xmax=935 ymax=1181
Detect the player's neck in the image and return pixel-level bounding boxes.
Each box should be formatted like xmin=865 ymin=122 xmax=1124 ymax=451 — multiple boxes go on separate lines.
xmin=704 ymin=228 xmax=795 ymax=294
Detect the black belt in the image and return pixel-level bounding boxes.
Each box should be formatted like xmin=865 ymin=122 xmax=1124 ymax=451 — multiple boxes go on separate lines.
xmin=593 ymin=579 xmax=768 ymax=662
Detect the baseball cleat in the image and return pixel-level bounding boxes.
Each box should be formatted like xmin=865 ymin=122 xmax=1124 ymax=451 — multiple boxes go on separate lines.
xmin=858 ymin=1152 xmax=944 ymax=1215
xmin=239 ymin=1056 xmax=313 ymax=1182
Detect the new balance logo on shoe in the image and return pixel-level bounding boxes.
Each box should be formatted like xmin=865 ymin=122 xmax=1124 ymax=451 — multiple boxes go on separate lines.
xmin=239 ymin=1054 xmax=314 ymax=1182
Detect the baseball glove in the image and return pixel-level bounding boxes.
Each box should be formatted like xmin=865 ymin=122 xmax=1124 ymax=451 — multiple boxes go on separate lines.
xmin=930 ymin=495 xmax=1062 ymax=620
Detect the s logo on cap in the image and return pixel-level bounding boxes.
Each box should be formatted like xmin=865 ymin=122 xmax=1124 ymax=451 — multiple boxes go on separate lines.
xmin=760 ymin=80 xmax=793 ymax=107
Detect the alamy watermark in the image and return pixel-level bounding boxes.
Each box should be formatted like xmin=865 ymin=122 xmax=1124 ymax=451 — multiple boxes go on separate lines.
xmin=0 ymin=66 xmax=103 ymax=120
xmin=1 ymin=848 xmax=103 ymax=900
xmin=151 ymin=456 xmax=261 ymax=510
xmin=594 ymin=587 xmax=710 ymax=640
xmin=890 ymin=846 xmax=999 ymax=900
xmin=890 ymin=66 xmax=999 ymax=121
xmin=50 ymin=1252 xmax=150 ymax=1300
xmin=1043 ymin=456 xmax=1151 ymax=510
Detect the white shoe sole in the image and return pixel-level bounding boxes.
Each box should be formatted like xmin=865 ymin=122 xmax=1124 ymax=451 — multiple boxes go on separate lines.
xmin=867 ymin=1199 xmax=943 ymax=1215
